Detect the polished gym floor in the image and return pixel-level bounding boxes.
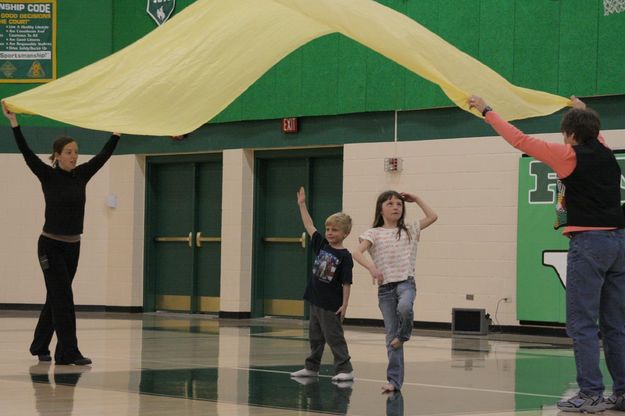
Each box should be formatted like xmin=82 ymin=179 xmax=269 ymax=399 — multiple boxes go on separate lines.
xmin=0 ymin=311 xmax=619 ymax=415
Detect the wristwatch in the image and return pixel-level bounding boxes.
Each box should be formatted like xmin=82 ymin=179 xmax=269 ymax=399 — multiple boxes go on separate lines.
xmin=482 ymin=106 xmax=493 ymax=117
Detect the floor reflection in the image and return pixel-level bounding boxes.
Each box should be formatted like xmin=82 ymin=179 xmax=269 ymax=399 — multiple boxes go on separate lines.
xmin=289 ymin=376 xmax=353 ymax=414
xmin=30 ymin=363 xmax=90 ymax=416
xmin=451 ymin=336 xmax=491 ymax=371
xmin=0 ymin=313 xmax=602 ymax=416
xmin=385 ymin=391 xmax=403 ymax=416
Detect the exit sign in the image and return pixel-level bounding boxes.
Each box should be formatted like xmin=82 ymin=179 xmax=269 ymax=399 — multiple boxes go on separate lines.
xmin=282 ymin=118 xmax=298 ymax=133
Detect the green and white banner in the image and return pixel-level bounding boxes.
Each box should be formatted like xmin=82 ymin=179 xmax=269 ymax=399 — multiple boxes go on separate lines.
xmin=517 ymin=153 xmax=625 ymax=323
xmin=0 ymin=0 xmax=55 ymax=83
xmin=147 ymin=0 xmax=175 ymax=26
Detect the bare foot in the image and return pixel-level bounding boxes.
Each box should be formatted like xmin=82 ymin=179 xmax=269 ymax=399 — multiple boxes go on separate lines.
xmin=381 ymin=383 xmax=396 ymax=393
xmin=390 ymin=337 xmax=404 ymax=349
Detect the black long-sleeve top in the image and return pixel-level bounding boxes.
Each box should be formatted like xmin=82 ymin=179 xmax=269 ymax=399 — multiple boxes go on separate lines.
xmin=13 ymin=126 xmax=120 ymax=235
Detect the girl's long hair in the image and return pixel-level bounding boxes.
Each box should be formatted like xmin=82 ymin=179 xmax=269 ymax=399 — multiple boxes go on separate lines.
xmin=372 ymin=190 xmax=411 ymax=241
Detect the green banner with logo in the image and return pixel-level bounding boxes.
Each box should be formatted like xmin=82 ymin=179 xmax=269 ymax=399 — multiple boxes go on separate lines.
xmin=147 ymin=0 xmax=175 ymax=26
xmin=0 ymin=0 xmax=55 ymax=83
xmin=517 ymin=153 xmax=625 ymax=323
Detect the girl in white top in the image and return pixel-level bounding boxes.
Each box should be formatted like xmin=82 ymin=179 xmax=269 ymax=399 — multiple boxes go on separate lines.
xmin=353 ymin=190 xmax=437 ymax=393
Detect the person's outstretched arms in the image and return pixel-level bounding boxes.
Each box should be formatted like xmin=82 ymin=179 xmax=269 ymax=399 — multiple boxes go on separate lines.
xmin=2 ymin=101 xmax=18 ymax=128
xmin=571 ymin=95 xmax=585 ymax=110
xmin=468 ymin=95 xmax=575 ymax=178
xmin=78 ymin=132 xmax=121 ymax=180
xmin=2 ymin=100 xmax=48 ymax=178
xmin=467 ymin=95 xmax=490 ymax=116
xmin=401 ymin=192 xmax=438 ymax=230
xmin=297 ymin=186 xmax=317 ymax=237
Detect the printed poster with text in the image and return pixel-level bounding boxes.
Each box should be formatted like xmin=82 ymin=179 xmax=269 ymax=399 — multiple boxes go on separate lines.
xmin=0 ymin=0 xmax=55 ymax=82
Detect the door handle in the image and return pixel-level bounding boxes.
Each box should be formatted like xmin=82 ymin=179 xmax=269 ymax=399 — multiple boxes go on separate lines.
xmin=196 ymin=231 xmax=222 ymax=247
xmin=263 ymin=232 xmax=306 ymax=249
xmin=155 ymin=232 xmax=193 ymax=247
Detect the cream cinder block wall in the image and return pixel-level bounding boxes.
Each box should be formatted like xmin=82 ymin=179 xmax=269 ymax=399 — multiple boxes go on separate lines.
xmin=343 ymin=130 xmax=625 ymax=326
xmin=3 ymin=129 xmax=624 ymax=319
xmin=101 ymin=155 xmax=145 ymax=307
xmin=0 ymin=152 xmax=145 ymax=308
xmin=0 ymin=154 xmax=46 ymax=304
xmin=220 ymin=149 xmax=254 ymax=313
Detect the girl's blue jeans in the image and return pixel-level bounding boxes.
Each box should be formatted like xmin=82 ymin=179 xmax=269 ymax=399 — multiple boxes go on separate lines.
xmin=378 ymin=277 xmax=416 ymax=390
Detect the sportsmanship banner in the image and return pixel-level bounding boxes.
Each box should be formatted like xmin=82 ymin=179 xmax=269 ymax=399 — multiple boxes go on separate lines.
xmin=516 ymin=153 xmax=625 ymax=323
xmin=0 ymin=0 xmax=56 ymax=83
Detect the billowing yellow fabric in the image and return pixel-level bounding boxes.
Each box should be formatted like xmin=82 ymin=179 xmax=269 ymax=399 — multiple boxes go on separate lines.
xmin=4 ymin=0 xmax=570 ymax=136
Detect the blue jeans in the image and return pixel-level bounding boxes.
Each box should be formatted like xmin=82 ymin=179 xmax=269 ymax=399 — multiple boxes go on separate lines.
xmin=378 ymin=277 xmax=416 ymax=390
xmin=566 ymin=229 xmax=625 ymax=396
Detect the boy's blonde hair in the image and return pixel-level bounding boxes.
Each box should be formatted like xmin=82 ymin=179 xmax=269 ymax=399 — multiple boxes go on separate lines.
xmin=325 ymin=212 xmax=352 ymax=235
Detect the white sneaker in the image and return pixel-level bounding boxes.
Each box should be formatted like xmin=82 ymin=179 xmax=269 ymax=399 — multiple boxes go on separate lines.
xmin=291 ymin=376 xmax=319 ymax=385
xmin=290 ymin=368 xmax=318 ymax=377
xmin=331 ymin=371 xmax=354 ymax=381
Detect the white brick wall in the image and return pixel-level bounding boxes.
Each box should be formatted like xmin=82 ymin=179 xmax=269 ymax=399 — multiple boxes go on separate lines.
xmin=2 ymin=128 xmax=624 ymax=325
xmin=0 ymin=152 xmax=144 ymax=308
xmin=344 ymin=129 xmax=625 ymax=325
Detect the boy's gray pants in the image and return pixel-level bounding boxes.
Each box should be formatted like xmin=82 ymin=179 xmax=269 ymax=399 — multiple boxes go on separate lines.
xmin=305 ymin=303 xmax=353 ymax=374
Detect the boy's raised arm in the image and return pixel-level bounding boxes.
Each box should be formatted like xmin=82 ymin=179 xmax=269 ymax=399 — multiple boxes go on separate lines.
xmin=297 ymin=186 xmax=317 ymax=237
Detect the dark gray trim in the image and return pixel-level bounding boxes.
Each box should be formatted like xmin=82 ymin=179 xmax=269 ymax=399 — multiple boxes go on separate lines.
xmin=219 ymin=311 xmax=251 ymax=319
xmin=344 ymin=318 xmax=568 ymax=337
xmin=0 ymin=303 xmax=142 ymax=313
xmin=3 ymin=94 xmax=624 ymax=156
xmin=104 ymin=306 xmax=143 ymax=313
xmin=0 ymin=303 xmax=42 ymax=311
xmin=491 ymin=325 xmax=566 ymax=337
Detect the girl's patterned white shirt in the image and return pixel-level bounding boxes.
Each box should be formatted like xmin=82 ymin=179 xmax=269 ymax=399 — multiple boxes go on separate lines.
xmin=359 ymin=221 xmax=420 ymax=284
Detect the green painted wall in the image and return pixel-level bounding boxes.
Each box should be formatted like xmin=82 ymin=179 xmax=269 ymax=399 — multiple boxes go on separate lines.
xmin=0 ymin=1 xmax=624 ymax=140
xmin=212 ymin=0 xmax=625 ymax=122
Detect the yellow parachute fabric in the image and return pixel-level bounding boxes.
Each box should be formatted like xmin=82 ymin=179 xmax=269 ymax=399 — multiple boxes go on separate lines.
xmin=3 ymin=0 xmax=571 ymax=136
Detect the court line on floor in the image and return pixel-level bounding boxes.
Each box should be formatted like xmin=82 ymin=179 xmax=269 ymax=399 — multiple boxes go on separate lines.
xmin=100 ymin=356 xmax=566 ymax=400
xmin=35 ymin=352 xmax=567 ymax=401
xmin=234 ymin=366 xmax=562 ymax=399
xmin=43 ymin=353 xmax=610 ymax=399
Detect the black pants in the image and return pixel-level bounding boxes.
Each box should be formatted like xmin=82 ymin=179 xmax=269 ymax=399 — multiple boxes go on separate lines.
xmin=30 ymin=235 xmax=82 ymax=362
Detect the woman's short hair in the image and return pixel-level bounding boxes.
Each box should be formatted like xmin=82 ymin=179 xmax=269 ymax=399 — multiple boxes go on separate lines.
xmin=561 ymin=108 xmax=600 ymax=145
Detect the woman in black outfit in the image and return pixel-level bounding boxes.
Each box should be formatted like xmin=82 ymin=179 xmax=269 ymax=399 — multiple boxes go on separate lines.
xmin=2 ymin=102 xmax=120 ymax=365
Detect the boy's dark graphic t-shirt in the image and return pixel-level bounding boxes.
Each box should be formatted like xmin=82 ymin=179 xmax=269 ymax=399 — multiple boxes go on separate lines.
xmin=303 ymin=231 xmax=353 ymax=312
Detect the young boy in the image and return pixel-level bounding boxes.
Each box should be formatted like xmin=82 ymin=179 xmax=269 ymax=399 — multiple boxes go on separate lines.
xmin=290 ymin=186 xmax=354 ymax=382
